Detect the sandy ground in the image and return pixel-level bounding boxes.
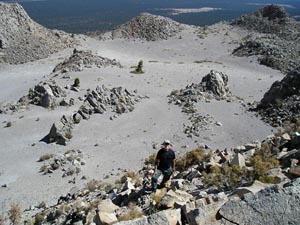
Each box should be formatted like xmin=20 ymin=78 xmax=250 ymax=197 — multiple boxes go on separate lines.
xmin=0 ymin=23 xmax=283 ymax=218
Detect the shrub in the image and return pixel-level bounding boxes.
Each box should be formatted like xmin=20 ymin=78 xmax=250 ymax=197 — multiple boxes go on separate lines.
xmin=249 ymin=143 xmax=280 ymax=181
xmin=74 ymin=78 xmax=80 ymax=87
xmin=176 ymin=148 xmax=207 ymax=171
xmin=202 ymin=165 xmax=252 ymax=190
xmin=118 ymin=208 xmax=144 ymax=222
xmin=5 ymin=121 xmax=12 ymax=128
xmin=9 ymin=203 xmax=21 ymax=225
xmin=144 ymin=153 xmax=156 ymax=165
xmin=38 ymin=154 xmax=53 ymax=162
xmin=34 ymin=213 xmax=45 ymax=225
xmin=130 ymin=60 xmax=144 ymax=74
xmin=120 ymin=171 xmax=136 ymax=183
xmin=86 ymin=179 xmax=102 ymax=192
xmin=64 ymin=129 xmax=73 ymax=140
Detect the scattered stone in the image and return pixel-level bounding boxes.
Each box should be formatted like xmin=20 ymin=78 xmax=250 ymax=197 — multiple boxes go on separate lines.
xmin=111 ymin=13 xmax=187 ymax=41
xmin=53 ymin=49 xmax=121 ymax=73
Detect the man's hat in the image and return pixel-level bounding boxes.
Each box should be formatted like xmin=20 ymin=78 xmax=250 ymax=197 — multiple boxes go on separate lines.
xmin=162 ymin=140 xmax=172 ymax=146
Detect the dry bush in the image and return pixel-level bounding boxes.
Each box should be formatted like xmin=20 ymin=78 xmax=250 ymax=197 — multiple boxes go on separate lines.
xmin=250 ymin=143 xmax=280 ymax=182
xmin=65 ymin=167 xmax=75 ymax=176
xmin=9 ymin=203 xmax=21 ymax=225
xmin=118 ymin=203 xmax=144 ymax=222
xmin=38 ymin=154 xmax=53 ymax=162
xmin=34 ymin=212 xmax=45 ymax=225
xmin=86 ymin=179 xmax=102 ymax=192
xmin=0 ymin=216 xmax=7 ymax=225
xmin=144 ymin=153 xmax=156 ymax=165
xmin=202 ymin=165 xmax=252 ymax=190
xmin=176 ymin=148 xmax=208 ymax=171
xmin=120 ymin=171 xmax=143 ymax=187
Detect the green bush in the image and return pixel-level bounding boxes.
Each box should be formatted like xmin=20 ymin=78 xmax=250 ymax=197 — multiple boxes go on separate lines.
xmin=131 ymin=60 xmax=144 ymax=74
xmin=74 ymin=77 xmax=80 ymax=87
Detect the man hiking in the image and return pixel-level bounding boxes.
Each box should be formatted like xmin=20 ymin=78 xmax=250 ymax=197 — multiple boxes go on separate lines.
xmin=151 ymin=140 xmax=176 ymax=192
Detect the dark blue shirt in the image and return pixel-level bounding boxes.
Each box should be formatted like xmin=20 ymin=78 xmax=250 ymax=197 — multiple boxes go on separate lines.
xmin=156 ymin=148 xmax=175 ymax=170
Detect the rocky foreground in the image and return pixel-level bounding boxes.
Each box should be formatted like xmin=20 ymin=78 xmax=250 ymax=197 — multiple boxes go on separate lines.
xmin=6 ymin=123 xmax=299 ymax=225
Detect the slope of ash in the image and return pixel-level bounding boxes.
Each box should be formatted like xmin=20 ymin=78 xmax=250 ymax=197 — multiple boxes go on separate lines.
xmin=0 ymin=2 xmax=75 ymax=64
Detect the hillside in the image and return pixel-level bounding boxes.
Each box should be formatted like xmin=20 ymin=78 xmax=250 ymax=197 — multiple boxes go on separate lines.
xmin=0 ymin=2 xmax=76 ymax=64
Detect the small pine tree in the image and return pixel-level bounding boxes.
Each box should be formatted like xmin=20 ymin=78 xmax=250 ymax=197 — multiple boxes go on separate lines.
xmin=74 ymin=78 xmax=80 ymax=87
xmin=136 ymin=60 xmax=143 ymax=73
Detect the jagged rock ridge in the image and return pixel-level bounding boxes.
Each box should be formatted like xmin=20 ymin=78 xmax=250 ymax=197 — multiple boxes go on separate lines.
xmin=111 ymin=13 xmax=186 ymax=41
xmin=232 ymin=5 xmax=300 ymax=73
xmin=231 ymin=4 xmax=300 ymax=39
xmin=0 ymin=2 xmax=75 ymax=64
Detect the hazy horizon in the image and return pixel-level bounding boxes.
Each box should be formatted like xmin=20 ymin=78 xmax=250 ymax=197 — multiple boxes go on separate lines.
xmin=2 ymin=0 xmax=300 ymax=33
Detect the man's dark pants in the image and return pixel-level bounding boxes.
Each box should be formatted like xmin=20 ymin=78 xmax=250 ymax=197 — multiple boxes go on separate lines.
xmin=151 ymin=167 xmax=172 ymax=192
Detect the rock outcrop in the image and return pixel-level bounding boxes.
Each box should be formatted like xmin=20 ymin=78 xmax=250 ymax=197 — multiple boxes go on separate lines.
xmin=111 ymin=13 xmax=186 ymax=41
xmin=219 ymin=178 xmax=300 ymax=225
xmin=232 ymin=4 xmax=299 ymax=39
xmin=255 ymin=66 xmax=300 ymax=126
xmin=232 ymin=5 xmax=300 ymax=73
xmin=26 ymin=123 xmax=300 ymax=224
xmin=168 ymin=70 xmax=233 ymax=137
xmin=0 ymin=2 xmax=75 ymax=64
xmin=45 ymin=85 xmax=147 ymax=145
xmin=52 ymin=49 xmax=122 ymax=73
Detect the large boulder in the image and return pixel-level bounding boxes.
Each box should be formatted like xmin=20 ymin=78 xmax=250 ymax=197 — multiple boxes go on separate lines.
xmin=219 ymin=178 xmax=300 ymax=225
xmin=201 ymin=70 xmax=229 ymax=98
xmin=47 ymin=115 xmax=73 ymax=145
xmin=114 ymin=209 xmax=181 ymax=225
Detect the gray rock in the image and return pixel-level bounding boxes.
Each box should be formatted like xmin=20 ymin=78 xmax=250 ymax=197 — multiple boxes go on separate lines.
xmin=219 ymin=178 xmax=300 ymax=225
xmin=114 ymin=209 xmax=181 ymax=225
xmin=0 ymin=2 xmax=75 ymax=64
xmin=230 ymin=153 xmax=246 ymax=167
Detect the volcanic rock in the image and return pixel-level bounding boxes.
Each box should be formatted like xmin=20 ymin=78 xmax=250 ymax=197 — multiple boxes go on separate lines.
xmin=219 ymin=178 xmax=300 ymax=225
xmin=111 ymin=13 xmax=186 ymax=41
xmin=0 ymin=2 xmax=75 ymax=64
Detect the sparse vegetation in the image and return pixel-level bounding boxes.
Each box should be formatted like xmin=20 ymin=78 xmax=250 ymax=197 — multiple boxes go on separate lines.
xmin=118 ymin=203 xmax=144 ymax=222
xmin=202 ymin=165 xmax=252 ymax=190
xmin=86 ymin=179 xmax=102 ymax=192
xmin=5 ymin=121 xmax=12 ymax=128
xmin=249 ymin=143 xmax=280 ymax=183
xmin=145 ymin=153 xmax=156 ymax=165
xmin=130 ymin=60 xmax=144 ymax=74
xmin=74 ymin=77 xmax=80 ymax=87
xmin=64 ymin=129 xmax=73 ymax=140
xmin=9 ymin=203 xmax=21 ymax=225
xmin=176 ymin=147 xmax=209 ymax=172
xmin=33 ymin=212 xmax=45 ymax=225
